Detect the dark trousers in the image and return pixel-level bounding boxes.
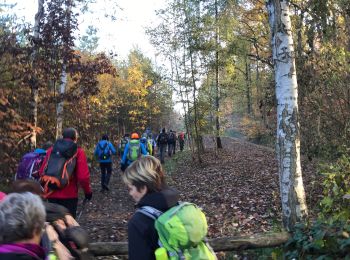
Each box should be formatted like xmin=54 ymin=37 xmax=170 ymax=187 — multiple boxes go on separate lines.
xmin=100 ymin=162 xmax=112 ymax=189
xmin=48 ymin=198 xmax=79 ymax=218
xmin=168 ymin=143 xmax=174 ymax=157
xmin=179 ymin=140 xmax=184 ymax=151
xmin=159 ymin=144 xmax=167 ymax=163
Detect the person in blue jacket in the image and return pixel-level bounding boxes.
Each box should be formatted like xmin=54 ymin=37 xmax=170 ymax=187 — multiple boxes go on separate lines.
xmin=120 ymin=132 xmax=148 ymax=172
xmin=94 ymin=134 xmax=117 ymax=192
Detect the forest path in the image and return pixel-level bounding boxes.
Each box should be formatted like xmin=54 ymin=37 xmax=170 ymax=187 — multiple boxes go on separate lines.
xmin=78 ymin=136 xmax=320 ymax=244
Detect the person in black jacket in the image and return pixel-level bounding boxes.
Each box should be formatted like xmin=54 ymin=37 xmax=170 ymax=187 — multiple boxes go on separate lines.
xmin=122 ymin=155 xmax=179 ymax=260
xmin=156 ymin=128 xmax=168 ymax=163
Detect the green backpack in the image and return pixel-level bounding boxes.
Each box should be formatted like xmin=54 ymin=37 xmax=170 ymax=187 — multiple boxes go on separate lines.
xmin=138 ymin=202 xmax=217 ymax=260
xmin=127 ymin=139 xmax=141 ymax=161
xmin=119 ymin=138 xmax=128 ymax=154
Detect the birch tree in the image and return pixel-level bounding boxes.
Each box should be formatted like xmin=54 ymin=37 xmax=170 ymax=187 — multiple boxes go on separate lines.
xmin=214 ymin=0 xmax=222 ymax=149
xmin=266 ymin=0 xmax=308 ymax=230
xmin=29 ymin=0 xmax=44 ymax=149
xmin=55 ymin=0 xmax=72 ymax=139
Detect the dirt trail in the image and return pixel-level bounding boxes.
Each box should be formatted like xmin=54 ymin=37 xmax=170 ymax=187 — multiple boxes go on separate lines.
xmin=78 ymin=136 xmax=320 ymax=249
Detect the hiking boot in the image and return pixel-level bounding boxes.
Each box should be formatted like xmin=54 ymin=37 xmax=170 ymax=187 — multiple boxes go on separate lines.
xmin=103 ymin=184 xmax=110 ymax=191
xmin=100 ymin=188 xmax=105 ymax=193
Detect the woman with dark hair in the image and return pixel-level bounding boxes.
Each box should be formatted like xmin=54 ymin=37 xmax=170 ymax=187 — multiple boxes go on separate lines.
xmin=122 ymin=156 xmax=179 ymax=260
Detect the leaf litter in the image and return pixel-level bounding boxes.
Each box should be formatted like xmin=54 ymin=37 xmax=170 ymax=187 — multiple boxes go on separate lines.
xmin=78 ymin=136 xmax=321 ymax=258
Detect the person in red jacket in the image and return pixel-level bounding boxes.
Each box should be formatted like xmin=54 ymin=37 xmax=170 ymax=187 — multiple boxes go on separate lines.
xmin=39 ymin=127 xmax=92 ymax=218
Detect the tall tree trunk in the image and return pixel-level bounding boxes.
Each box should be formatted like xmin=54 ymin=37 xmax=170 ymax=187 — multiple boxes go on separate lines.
xmin=297 ymin=11 xmax=304 ymax=57
xmin=344 ymin=9 xmax=350 ymax=113
xmin=182 ymin=23 xmax=195 ymax=159
xmin=56 ymin=68 xmax=67 ymax=138
xmin=187 ymin=47 xmax=202 ymax=160
xmin=29 ymin=0 xmax=44 ymax=149
xmin=254 ymin=42 xmax=260 ymax=111
xmin=215 ymin=0 xmax=222 ymax=149
xmin=55 ymin=0 xmax=73 ymax=139
xmin=173 ymin=55 xmax=191 ymax=152
xmin=267 ymin=0 xmax=308 ymax=231
xmin=189 ymin=49 xmax=202 ymax=163
xmin=245 ymin=55 xmax=252 ymax=115
xmin=184 ymin=0 xmax=202 ymax=163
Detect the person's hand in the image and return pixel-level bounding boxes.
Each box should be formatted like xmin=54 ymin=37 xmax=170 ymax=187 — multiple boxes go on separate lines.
xmin=65 ymin=214 xmax=79 ymax=227
xmin=84 ymin=192 xmax=92 ymax=201
xmin=53 ymin=240 xmax=74 ymax=260
xmin=45 ymin=223 xmax=59 ymax=242
xmin=52 ymin=219 xmax=67 ymax=236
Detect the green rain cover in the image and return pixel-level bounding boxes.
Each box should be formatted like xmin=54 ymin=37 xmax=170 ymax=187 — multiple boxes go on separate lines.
xmin=154 ymin=202 xmax=217 ymax=260
xmin=128 ymin=139 xmax=140 ymax=161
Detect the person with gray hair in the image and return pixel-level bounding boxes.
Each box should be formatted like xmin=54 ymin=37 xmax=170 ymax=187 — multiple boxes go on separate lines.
xmin=0 ymin=192 xmax=47 ymax=259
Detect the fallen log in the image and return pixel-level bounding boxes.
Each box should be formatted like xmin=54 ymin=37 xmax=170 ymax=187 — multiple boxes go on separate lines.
xmin=209 ymin=231 xmax=290 ymax=251
xmin=89 ymin=231 xmax=290 ymax=256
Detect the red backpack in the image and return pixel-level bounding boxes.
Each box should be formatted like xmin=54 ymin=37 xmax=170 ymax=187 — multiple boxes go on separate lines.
xmin=179 ymin=132 xmax=185 ymax=141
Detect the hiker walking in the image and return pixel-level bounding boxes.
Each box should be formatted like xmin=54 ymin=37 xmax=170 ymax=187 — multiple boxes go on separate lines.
xmin=178 ymin=131 xmax=185 ymax=151
xmin=172 ymin=130 xmax=177 ymax=154
xmin=39 ymin=127 xmax=92 ymax=218
xmin=118 ymin=134 xmax=129 ymax=159
xmin=167 ymin=129 xmax=176 ymax=157
xmin=120 ymin=132 xmax=147 ymax=171
xmin=94 ymin=134 xmax=117 ymax=192
xmin=140 ymin=136 xmax=152 ymax=155
xmin=15 ymin=141 xmax=53 ymax=181
xmin=149 ymin=134 xmax=156 ymax=156
xmin=157 ymin=128 xmax=168 ymax=164
xmin=121 ymin=156 xmax=180 ymax=260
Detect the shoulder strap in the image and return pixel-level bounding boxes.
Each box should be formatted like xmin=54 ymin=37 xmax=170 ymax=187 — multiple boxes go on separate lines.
xmin=137 ymin=206 xmax=163 ymax=220
xmin=99 ymin=142 xmax=108 ymax=150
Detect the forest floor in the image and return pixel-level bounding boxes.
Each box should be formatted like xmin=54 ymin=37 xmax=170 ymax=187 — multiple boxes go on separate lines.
xmin=78 ymin=136 xmax=322 ymax=259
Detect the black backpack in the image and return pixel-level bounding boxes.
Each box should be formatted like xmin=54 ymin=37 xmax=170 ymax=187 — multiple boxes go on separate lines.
xmin=41 ymin=139 xmax=78 ymax=193
xmin=158 ymin=133 xmax=168 ymax=144
xmin=168 ymin=132 xmax=175 ymax=142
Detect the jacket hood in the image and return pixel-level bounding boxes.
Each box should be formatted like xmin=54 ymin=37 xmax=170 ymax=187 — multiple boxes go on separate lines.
xmin=137 ymin=187 xmax=179 ymax=212
xmin=98 ymin=140 xmax=109 ymax=145
xmin=53 ymin=139 xmax=77 ymax=158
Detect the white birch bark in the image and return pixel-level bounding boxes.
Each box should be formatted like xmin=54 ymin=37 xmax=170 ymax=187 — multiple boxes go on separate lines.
xmin=56 ymin=67 xmax=67 ymax=139
xmin=30 ymin=0 xmax=44 ymax=149
xmin=55 ymin=0 xmax=72 ymax=139
xmin=266 ymin=0 xmax=308 ymax=230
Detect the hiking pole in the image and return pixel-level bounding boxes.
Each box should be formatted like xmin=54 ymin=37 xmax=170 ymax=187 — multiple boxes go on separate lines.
xmin=77 ymin=198 xmax=88 ymax=221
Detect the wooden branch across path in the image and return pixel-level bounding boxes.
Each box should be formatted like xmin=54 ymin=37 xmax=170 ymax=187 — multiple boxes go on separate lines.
xmin=89 ymin=232 xmax=290 ymax=256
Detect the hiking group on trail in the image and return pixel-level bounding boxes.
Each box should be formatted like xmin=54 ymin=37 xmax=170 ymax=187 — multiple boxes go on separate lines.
xmin=0 ymin=126 xmax=216 ymax=260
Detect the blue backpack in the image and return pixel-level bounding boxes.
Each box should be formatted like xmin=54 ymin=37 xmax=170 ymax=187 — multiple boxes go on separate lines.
xmin=98 ymin=142 xmax=111 ymax=160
